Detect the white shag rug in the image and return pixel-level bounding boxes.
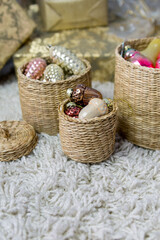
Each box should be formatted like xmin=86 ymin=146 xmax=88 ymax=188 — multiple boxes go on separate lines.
xmin=0 ymin=75 xmax=160 ymax=240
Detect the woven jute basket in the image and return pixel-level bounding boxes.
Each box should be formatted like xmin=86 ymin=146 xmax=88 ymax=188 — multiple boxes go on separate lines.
xmin=17 ymin=59 xmax=91 ymax=135
xmin=58 ymin=99 xmax=118 ymax=163
xmin=114 ymin=37 xmax=160 ymax=150
xmin=0 ymin=121 xmax=38 ymax=161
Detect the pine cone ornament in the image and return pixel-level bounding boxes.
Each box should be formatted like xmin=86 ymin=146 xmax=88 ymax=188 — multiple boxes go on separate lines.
xmin=24 ymin=58 xmax=47 ymax=80
xmin=47 ymin=45 xmax=86 ymax=75
xmin=43 ymin=64 xmax=64 ymax=82
xmin=66 ymin=84 xmax=103 ymax=106
xmin=65 ymin=102 xmax=82 ymax=118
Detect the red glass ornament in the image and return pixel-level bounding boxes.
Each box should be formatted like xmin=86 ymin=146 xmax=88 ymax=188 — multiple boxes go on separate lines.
xmin=24 ymin=58 xmax=47 ymax=80
xmin=65 ymin=106 xmax=82 ymax=118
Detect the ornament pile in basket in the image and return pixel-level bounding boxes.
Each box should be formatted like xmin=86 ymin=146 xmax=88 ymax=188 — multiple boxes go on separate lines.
xmin=18 ymin=45 xmax=91 ymax=135
xmin=59 ymin=84 xmax=118 ymax=163
xmin=114 ymin=37 xmax=160 ymax=150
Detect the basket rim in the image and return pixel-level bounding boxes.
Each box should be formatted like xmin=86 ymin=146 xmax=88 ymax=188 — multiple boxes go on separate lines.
xmin=115 ymin=36 xmax=160 ymax=73
xmin=17 ymin=58 xmax=91 ymax=85
xmin=58 ymin=99 xmax=118 ymax=124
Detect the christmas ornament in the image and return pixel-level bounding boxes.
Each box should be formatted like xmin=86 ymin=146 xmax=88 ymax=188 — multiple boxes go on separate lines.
xmin=66 ymin=84 xmax=102 ymax=106
xmin=123 ymin=45 xmax=153 ymax=68
xmin=65 ymin=102 xmax=82 ymax=118
xmin=47 ymin=45 xmax=86 ymax=75
xmin=79 ymin=98 xmax=108 ymax=120
xmin=123 ymin=45 xmax=139 ymax=60
xmin=128 ymin=54 xmax=153 ymax=68
xmin=141 ymin=39 xmax=160 ymax=65
xmin=24 ymin=58 xmax=47 ymax=80
xmin=155 ymin=53 xmax=160 ymax=68
xmin=121 ymin=44 xmax=136 ymax=59
xmin=121 ymin=45 xmax=153 ymax=68
xmin=155 ymin=59 xmax=160 ymax=68
xmin=43 ymin=64 xmax=64 ymax=82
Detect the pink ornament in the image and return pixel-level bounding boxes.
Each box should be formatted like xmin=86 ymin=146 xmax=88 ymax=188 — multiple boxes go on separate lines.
xmin=128 ymin=53 xmax=154 ymax=68
xmin=155 ymin=60 xmax=160 ymax=68
xmin=155 ymin=53 xmax=160 ymax=68
xmin=155 ymin=59 xmax=160 ymax=68
xmin=157 ymin=53 xmax=160 ymax=60
xmin=124 ymin=49 xmax=139 ymax=60
xmin=24 ymin=58 xmax=47 ymax=80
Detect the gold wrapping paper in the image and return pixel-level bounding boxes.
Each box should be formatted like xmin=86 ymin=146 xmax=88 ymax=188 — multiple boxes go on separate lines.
xmin=0 ymin=0 xmax=36 ymax=70
xmin=13 ymin=27 xmax=122 ymax=82
xmin=39 ymin=0 xmax=108 ymax=31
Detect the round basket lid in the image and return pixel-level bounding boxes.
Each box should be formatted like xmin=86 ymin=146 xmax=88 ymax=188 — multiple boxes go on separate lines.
xmin=0 ymin=121 xmax=38 ymax=162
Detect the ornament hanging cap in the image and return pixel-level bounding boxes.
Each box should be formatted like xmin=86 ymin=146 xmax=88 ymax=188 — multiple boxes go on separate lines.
xmin=66 ymin=102 xmax=76 ymax=108
xmin=66 ymin=88 xmax=73 ymax=99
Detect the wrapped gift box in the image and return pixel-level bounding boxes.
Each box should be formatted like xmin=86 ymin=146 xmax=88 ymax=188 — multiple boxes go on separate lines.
xmin=0 ymin=0 xmax=35 ymax=70
xmin=13 ymin=27 xmax=121 ymax=82
xmin=39 ymin=0 xmax=108 ymax=31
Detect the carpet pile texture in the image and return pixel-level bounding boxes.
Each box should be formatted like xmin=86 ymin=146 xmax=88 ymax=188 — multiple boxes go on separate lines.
xmin=0 ymin=75 xmax=160 ymax=240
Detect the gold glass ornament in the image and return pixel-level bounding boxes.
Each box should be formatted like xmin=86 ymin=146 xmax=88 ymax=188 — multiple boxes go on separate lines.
xmin=43 ymin=64 xmax=64 ymax=82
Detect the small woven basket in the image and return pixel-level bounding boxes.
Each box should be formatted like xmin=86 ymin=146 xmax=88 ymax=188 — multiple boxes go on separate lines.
xmin=58 ymin=99 xmax=118 ymax=163
xmin=0 ymin=121 xmax=38 ymax=161
xmin=114 ymin=37 xmax=160 ymax=150
xmin=17 ymin=59 xmax=91 ymax=135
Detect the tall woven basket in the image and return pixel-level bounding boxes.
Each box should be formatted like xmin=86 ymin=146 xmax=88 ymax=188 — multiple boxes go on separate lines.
xmin=58 ymin=99 xmax=118 ymax=163
xmin=114 ymin=37 xmax=160 ymax=150
xmin=18 ymin=59 xmax=91 ymax=135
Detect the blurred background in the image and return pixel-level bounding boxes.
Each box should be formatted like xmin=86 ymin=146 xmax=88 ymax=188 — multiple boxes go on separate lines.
xmin=0 ymin=0 xmax=160 ymax=82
